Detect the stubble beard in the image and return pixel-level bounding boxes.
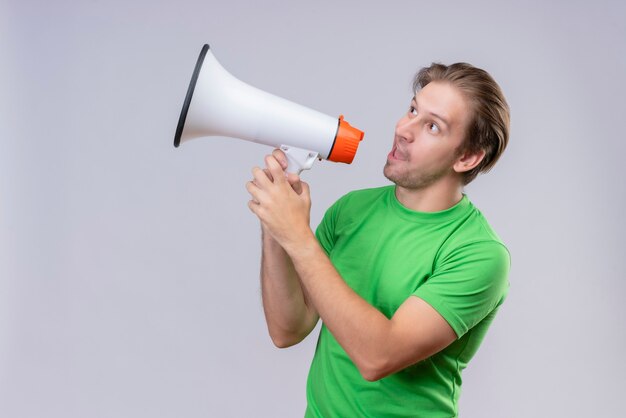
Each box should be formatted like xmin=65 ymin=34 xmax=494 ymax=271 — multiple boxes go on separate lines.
xmin=383 ymin=162 xmax=449 ymax=190
xmin=383 ymin=149 xmax=462 ymax=191
xmin=383 ymin=143 xmax=465 ymax=190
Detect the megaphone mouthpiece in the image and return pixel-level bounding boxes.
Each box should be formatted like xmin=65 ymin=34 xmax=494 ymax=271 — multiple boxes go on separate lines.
xmin=328 ymin=116 xmax=365 ymax=164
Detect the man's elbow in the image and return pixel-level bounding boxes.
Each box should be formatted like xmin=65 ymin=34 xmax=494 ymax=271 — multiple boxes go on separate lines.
xmin=360 ymin=368 xmax=386 ymax=382
xmin=355 ymin=356 xmax=393 ymax=382
xmin=270 ymin=336 xmax=300 ymax=349
xmin=269 ymin=330 xmax=307 ymax=349
xmin=356 ymin=351 xmax=428 ymax=382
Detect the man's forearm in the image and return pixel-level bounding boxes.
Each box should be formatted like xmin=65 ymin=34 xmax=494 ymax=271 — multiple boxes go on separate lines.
xmin=281 ymin=230 xmax=397 ymax=379
xmin=260 ymin=225 xmax=319 ymax=348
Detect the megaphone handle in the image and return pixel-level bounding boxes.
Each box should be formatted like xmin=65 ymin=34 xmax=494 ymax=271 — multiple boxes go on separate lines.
xmin=280 ymin=145 xmax=319 ymax=175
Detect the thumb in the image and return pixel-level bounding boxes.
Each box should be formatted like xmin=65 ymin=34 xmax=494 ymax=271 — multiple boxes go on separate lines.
xmin=286 ymin=173 xmax=303 ymax=195
xmin=300 ymin=181 xmax=310 ymax=197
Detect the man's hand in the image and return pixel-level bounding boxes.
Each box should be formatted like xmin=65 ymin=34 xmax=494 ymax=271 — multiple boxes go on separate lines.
xmin=261 ymin=149 xmax=304 ymax=195
xmin=246 ymin=150 xmax=314 ymax=250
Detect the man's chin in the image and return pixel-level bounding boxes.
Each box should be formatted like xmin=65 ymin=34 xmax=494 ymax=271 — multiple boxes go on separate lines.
xmin=383 ymin=163 xmax=398 ymax=183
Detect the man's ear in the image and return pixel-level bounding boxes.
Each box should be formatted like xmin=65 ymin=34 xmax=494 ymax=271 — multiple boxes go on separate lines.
xmin=453 ymin=149 xmax=486 ymax=173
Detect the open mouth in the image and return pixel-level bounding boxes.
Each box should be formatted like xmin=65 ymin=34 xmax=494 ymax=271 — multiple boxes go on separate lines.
xmin=389 ymin=145 xmax=407 ymax=161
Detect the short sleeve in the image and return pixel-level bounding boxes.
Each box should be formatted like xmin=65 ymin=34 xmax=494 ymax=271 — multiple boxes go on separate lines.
xmin=412 ymin=241 xmax=510 ymax=338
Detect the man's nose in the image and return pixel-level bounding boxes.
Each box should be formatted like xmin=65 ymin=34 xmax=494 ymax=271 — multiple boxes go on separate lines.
xmin=395 ymin=117 xmax=417 ymax=142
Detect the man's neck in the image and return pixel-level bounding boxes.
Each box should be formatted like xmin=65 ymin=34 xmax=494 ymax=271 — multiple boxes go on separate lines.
xmin=394 ymin=179 xmax=464 ymax=213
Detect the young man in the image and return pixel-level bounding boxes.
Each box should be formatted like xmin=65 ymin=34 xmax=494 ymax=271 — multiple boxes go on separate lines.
xmin=246 ymin=63 xmax=510 ymax=417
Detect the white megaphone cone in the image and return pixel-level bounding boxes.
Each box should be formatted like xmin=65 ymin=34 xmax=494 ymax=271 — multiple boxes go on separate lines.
xmin=174 ymin=44 xmax=364 ymax=174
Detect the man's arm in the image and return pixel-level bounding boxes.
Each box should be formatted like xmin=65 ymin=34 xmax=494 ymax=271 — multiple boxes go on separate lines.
xmin=255 ymin=150 xmax=319 ymax=348
xmin=282 ymin=232 xmax=456 ymax=381
xmin=260 ymin=225 xmax=319 ymax=348
xmin=247 ymin=155 xmax=457 ymax=381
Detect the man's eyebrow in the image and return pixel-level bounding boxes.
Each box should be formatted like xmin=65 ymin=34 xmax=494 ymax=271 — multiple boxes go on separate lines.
xmin=412 ymin=96 xmax=450 ymax=128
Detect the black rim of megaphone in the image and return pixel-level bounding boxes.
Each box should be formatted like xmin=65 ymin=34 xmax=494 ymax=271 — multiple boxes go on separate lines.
xmin=174 ymin=44 xmax=210 ymax=147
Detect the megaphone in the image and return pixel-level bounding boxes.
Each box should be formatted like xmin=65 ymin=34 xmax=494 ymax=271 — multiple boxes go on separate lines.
xmin=174 ymin=44 xmax=364 ymax=174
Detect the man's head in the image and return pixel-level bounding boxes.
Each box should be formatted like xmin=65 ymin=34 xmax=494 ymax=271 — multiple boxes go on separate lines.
xmin=384 ymin=63 xmax=509 ymax=188
xmin=415 ymin=63 xmax=510 ymax=184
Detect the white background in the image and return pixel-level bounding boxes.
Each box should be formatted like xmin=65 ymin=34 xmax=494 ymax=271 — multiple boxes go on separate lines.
xmin=1 ymin=0 xmax=625 ymax=416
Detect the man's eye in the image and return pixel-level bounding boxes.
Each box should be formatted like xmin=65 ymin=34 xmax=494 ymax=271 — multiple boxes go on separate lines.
xmin=409 ymin=106 xmax=418 ymax=116
xmin=428 ymin=123 xmax=440 ymax=134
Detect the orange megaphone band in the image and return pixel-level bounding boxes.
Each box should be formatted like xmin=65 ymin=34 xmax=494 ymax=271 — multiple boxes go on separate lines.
xmin=327 ymin=115 xmax=364 ymax=164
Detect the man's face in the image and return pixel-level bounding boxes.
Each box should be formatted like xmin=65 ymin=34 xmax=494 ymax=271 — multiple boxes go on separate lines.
xmin=383 ymin=81 xmax=472 ymax=190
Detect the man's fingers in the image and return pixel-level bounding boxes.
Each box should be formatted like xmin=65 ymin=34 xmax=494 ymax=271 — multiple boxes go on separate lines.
xmin=245 ymin=180 xmax=264 ymax=204
xmin=272 ymin=148 xmax=288 ymax=170
xmin=251 ymin=166 xmax=272 ymax=188
xmin=247 ymin=199 xmax=263 ymax=217
xmin=265 ymin=154 xmax=286 ymax=184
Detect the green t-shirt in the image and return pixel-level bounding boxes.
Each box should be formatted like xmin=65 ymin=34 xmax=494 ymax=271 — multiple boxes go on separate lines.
xmin=305 ymin=186 xmax=510 ymax=418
